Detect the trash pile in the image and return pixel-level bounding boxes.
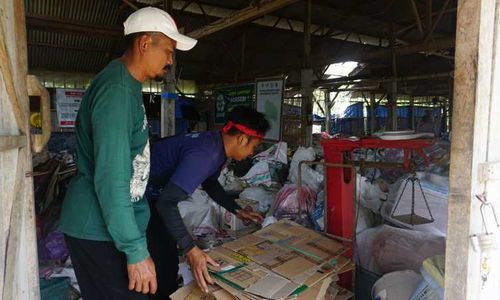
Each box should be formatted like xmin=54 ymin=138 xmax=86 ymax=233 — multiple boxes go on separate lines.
xmin=33 ymin=150 xmax=80 ymax=299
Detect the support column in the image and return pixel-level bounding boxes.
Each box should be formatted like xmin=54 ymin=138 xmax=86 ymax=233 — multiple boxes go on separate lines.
xmin=324 ymin=89 xmax=331 ymax=134
xmin=370 ymin=93 xmax=376 ymax=134
xmin=301 ymin=0 xmax=313 ymax=145
xmin=445 ymin=0 xmax=500 ymax=299
xmin=409 ymin=95 xmax=415 ymax=130
xmin=161 ymin=0 xmax=176 ymax=137
xmin=390 ymin=19 xmax=398 ymax=130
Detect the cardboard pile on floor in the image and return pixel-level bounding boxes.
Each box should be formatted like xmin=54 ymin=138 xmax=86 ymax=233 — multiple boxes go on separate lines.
xmin=172 ymin=220 xmax=354 ymax=299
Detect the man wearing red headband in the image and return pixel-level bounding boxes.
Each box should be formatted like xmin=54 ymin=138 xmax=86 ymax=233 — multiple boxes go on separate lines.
xmin=146 ymin=106 xmax=270 ymax=298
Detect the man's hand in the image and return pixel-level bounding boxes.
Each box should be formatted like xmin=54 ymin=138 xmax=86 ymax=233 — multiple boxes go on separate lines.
xmin=236 ymin=208 xmax=264 ymax=224
xmin=127 ymin=256 xmax=157 ymax=294
xmin=186 ymin=246 xmax=219 ymax=293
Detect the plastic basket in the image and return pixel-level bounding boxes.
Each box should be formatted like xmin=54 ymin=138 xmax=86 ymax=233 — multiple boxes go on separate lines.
xmin=410 ymin=268 xmax=444 ymax=300
xmin=40 ymin=277 xmax=71 ymax=300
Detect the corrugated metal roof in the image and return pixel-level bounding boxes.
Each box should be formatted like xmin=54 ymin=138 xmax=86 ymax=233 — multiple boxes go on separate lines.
xmin=25 ymin=0 xmax=124 ymax=26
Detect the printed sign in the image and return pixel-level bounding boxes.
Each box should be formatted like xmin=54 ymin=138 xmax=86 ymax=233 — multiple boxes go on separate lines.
xmin=55 ymin=89 xmax=84 ymax=128
xmin=214 ymin=84 xmax=254 ymax=124
xmin=256 ymin=79 xmax=284 ymax=140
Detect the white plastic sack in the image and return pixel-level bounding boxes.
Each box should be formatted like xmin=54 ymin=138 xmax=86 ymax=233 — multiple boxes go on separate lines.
xmin=253 ymin=141 xmax=288 ymax=165
xmin=240 ymin=161 xmax=273 ymax=187
xmin=357 ymin=175 xmax=388 ymax=212
xmin=288 ymin=147 xmax=324 ymax=192
xmin=372 ymin=225 xmax=446 ymax=274
xmin=218 ymin=167 xmax=245 ymax=194
xmin=178 ymin=188 xmax=219 ymax=236
xmin=239 ymin=187 xmax=276 ymax=213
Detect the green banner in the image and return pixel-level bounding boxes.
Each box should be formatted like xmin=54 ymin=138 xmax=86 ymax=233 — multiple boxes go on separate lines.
xmin=214 ymin=84 xmax=254 ymax=124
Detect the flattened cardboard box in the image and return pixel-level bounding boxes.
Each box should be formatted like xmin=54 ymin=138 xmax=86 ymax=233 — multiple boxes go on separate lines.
xmin=173 ymin=220 xmax=353 ymax=299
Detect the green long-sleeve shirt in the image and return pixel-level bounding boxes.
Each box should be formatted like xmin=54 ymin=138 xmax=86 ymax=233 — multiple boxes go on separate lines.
xmin=60 ymin=59 xmax=151 ymax=264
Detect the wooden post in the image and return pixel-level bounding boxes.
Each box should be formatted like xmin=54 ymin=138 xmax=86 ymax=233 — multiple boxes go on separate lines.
xmin=0 ymin=0 xmax=39 ymax=298
xmin=301 ymin=0 xmax=313 ymax=146
xmin=445 ymin=0 xmax=500 ymax=299
xmin=370 ymin=93 xmax=376 ymax=134
xmin=409 ymin=95 xmax=415 ymax=130
xmin=390 ymin=19 xmax=398 ymax=130
xmin=324 ymin=89 xmax=331 ymax=134
xmin=161 ymin=1 xmax=176 ymax=137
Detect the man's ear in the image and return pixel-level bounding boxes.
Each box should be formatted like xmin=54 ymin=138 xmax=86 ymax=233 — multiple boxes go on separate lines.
xmin=137 ymin=34 xmax=152 ymax=54
xmin=237 ymin=134 xmax=249 ymax=146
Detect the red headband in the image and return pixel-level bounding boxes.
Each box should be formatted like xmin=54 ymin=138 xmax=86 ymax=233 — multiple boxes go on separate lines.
xmin=222 ymin=121 xmax=264 ymax=139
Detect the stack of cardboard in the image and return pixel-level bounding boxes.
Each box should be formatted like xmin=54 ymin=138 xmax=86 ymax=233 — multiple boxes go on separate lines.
xmin=172 ymin=220 xmax=354 ymax=300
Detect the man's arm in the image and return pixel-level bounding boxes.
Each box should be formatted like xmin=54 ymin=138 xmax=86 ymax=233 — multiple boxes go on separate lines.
xmin=154 ymin=181 xmax=195 ymax=254
xmin=202 ymin=176 xmax=263 ymax=223
xmin=201 ymin=176 xmax=241 ymax=213
xmin=92 ymin=85 xmax=149 ymax=264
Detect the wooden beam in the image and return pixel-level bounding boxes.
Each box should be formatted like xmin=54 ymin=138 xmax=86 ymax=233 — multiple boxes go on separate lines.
xmin=122 ymin=0 xmax=139 ymax=11
xmin=426 ymin=0 xmax=433 ymax=34
xmin=187 ymin=0 xmax=300 ymax=39
xmin=409 ymin=0 xmax=425 ymax=39
xmin=0 ymin=136 xmax=26 ymax=151
xmin=425 ymin=0 xmax=451 ymax=41
xmin=312 ymin=37 xmax=455 ymax=69
xmin=396 ymin=8 xmax=456 ymax=36
xmin=26 ymin=14 xmax=121 ymax=37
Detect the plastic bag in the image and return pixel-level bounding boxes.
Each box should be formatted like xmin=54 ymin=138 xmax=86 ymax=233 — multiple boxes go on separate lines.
xmin=218 ymin=167 xmax=245 ymax=194
xmin=253 ymin=142 xmax=288 ymax=165
xmin=272 ymin=184 xmax=316 ymax=220
xmin=372 ymin=225 xmax=445 ymax=274
xmin=178 ymin=188 xmax=220 ymax=236
xmin=239 ymin=187 xmax=276 ymax=213
xmin=240 ymin=161 xmax=273 ymax=187
xmin=288 ymin=147 xmax=324 ymax=192
xmin=312 ymin=190 xmax=325 ymax=231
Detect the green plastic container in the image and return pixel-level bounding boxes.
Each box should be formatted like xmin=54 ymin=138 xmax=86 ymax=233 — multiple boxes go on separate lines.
xmin=39 ymin=277 xmax=71 ymax=300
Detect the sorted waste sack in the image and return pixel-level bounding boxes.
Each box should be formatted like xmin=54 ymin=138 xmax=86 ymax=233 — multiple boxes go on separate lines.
xmin=288 ymin=147 xmax=324 ymax=192
xmin=272 ymin=184 xmax=316 ymax=220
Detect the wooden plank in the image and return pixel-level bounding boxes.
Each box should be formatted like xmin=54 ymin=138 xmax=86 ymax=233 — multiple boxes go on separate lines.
xmin=0 ymin=15 xmax=26 ymax=134
xmin=1 ymin=0 xmax=39 ymax=298
xmin=445 ymin=0 xmax=498 ymax=299
xmin=0 ymin=136 xmax=26 ymax=151
xmin=187 ymin=0 xmax=300 ymax=39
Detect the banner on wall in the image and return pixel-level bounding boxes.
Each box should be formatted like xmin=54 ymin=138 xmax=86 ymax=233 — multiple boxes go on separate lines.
xmin=256 ymin=78 xmax=284 ymax=141
xmin=55 ymin=88 xmax=84 ymax=128
xmin=214 ymin=84 xmax=254 ymax=124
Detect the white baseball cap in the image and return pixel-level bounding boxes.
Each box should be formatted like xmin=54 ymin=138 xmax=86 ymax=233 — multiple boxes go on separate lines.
xmin=123 ymin=7 xmax=197 ymax=51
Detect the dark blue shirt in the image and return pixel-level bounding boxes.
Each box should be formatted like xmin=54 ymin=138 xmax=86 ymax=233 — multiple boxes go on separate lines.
xmin=147 ymin=131 xmax=241 ymax=253
xmin=148 ymin=131 xmax=227 ymax=198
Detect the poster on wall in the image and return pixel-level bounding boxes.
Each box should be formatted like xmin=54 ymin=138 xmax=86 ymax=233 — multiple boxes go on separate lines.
xmin=55 ymin=88 xmax=84 ymax=128
xmin=214 ymin=84 xmax=254 ymax=124
xmin=256 ymin=78 xmax=284 ymax=141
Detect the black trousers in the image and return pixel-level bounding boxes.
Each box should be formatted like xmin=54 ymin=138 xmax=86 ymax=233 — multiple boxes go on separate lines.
xmin=146 ymin=201 xmax=180 ymax=299
xmin=64 ymin=235 xmax=149 ymax=300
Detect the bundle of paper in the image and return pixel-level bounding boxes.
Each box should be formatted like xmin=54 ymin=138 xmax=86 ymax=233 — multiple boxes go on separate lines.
xmin=172 ymin=220 xmax=354 ymax=300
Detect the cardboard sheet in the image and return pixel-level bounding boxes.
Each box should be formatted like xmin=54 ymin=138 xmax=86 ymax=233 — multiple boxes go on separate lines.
xmin=175 ymin=221 xmax=354 ymax=299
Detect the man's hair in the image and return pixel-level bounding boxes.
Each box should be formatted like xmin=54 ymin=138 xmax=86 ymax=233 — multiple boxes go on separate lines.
xmin=226 ymin=106 xmax=270 ymax=137
xmin=124 ymin=31 xmax=160 ymax=50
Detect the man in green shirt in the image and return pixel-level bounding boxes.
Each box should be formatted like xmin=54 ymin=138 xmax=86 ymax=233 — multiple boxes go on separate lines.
xmin=59 ymin=7 xmax=197 ymax=299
